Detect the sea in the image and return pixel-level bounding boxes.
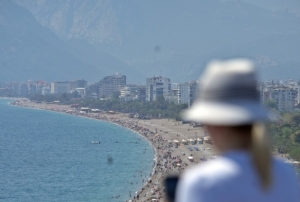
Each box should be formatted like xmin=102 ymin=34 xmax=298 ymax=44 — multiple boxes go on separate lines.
xmin=0 ymin=99 xmax=155 ymax=202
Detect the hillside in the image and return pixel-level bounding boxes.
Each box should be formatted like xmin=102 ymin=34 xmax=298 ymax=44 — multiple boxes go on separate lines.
xmin=0 ymin=0 xmax=135 ymax=82
xmin=6 ymin=0 xmax=300 ymax=82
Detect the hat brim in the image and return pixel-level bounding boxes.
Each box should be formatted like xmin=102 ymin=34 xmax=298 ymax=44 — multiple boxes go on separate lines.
xmin=182 ymin=100 xmax=270 ymax=125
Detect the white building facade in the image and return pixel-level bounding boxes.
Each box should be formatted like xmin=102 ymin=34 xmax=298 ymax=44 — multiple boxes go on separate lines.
xmin=260 ymin=81 xmax=298 ymax=111
xmin=177 ymin=81 xmax=198 ymax=106
xmin=98 ymin=73 xmax=126 ymax=98
xmin=146 ymin=77 xmax=171 ymax=101
xmin=51 ymin=82 xmax=71 ymax=94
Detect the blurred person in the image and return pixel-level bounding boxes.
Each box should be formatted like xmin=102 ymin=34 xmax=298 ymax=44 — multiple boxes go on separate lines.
xmin=176 ymin=59 xmax=300 ymax=202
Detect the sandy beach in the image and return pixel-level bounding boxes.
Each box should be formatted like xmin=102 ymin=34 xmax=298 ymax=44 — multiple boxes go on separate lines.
xmin=10 ymin=99 xmax=218 ymax=202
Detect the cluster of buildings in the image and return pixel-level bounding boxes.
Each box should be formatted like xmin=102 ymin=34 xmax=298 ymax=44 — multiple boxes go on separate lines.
xmin=2 ymin=74 xmax=300 ymax=111
xmin=50 ymin=79 xmax=87 ymax=97
xmin=87 ymin=73 xmax=198 ymax=106
xmin=0 ymin=73 xmax=199 ymax=107
xmin=0 ymin=79 xmax=87 ymax=97
xmin=0 ymin=80 xmax=49 ymax=97
xmin=259 ymin=80 xmax=300 ymax=111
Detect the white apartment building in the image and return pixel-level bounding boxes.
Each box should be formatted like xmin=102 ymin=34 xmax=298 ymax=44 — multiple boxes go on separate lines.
xmin=119 ymin=85 xmax=147 ymax=102
xmin=268 ymin=88 xmax=297 ymax=111
xmin=146 ymin=76 xmax=170 ymax=101
xmin=119 ymin=86 xmax=135 ymax=101
xmin=260 ymin=80 xmax=299 ymax=111
xmin=177 ymin=81 xmax=198 ymax=106
xmin=98 ymin=73 xmax=126 ymax=98
xmin=178 ymin=83 xmax=189 ymax=104
xmin=189 ymin=81 xmax=198 ymax=106
xmin=42 ymin=87 xmax=50 ymax=95
xmin=259 ymin=83 xmax=299 ymax=111
xmin=51 ymin=82 xmax=71 ymax=94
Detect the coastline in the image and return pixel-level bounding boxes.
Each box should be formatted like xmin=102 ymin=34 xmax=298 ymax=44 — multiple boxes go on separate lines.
xmin=9 ymin=99 xmax=217 ymax=202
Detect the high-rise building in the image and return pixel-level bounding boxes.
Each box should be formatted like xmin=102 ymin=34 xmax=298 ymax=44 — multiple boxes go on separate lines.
xmin=188 ymin=81 xmax=198 ymax=106
xmin=136 ymin=85 xmax=147 ymax=102
xmin=9 ymin=83 xmax=19 ymax=96
xmin=260 ymin=81 xmax=298 ymax=111
xmin=119 ymin=85 xmax=136 ymax=102
xmin=27 ymin=81 xmax=36 ymax=95
xmin=19 ymin=83 xmax=28 ymax=97
xmin=70 ymin=79 xmax=87 ymax=90
xmin=98 ymin=73 xmax=126 ymax=98
xmin=42 ymin=87 xmax=50 ymax=95
xmin=35 ymin=81 xmax=48 ymax=95
xmin=51 ymin=81 xmax=71 ymax=94
xmin=146 ymin=76 xmax=170 ymax=101
xmin=178 ymin=83 xmax=189 ymax=104
xmin=119 ymin=84 xmax=146 ymax=102
xmin=177 ymin=81 xmax=198 ymax=106
xmin=269 ymin=88 xmax=297 ymax=111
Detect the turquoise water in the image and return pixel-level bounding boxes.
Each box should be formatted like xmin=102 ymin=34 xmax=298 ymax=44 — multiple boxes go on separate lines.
xmin=0 ymin=99 xmax=155 ymax=202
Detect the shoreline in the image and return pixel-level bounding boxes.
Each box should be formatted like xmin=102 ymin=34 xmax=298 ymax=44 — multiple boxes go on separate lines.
xmin=8 ymin=100 xmax=157 ymax=201
xmin=9 ymin=99 xmax=217 ymax=202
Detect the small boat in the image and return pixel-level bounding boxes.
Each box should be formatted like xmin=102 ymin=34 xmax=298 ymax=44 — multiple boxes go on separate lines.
xmin=91 ymin=141 xmax=100 ymax=144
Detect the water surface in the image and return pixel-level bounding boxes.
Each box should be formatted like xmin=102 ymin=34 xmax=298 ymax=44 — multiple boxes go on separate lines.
xmin=0 ymin=99 xmax=155 ymax=201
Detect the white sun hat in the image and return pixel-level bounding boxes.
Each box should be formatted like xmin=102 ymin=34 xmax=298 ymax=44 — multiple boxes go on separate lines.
xmin=182 ymin=59 xmax=269 ymax=125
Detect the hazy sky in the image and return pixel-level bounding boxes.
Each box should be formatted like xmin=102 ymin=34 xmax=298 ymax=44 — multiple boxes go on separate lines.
xmin=226 ymin=0 xmax=300 ymax=15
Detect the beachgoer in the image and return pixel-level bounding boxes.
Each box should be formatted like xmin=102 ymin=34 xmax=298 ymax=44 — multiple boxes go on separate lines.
xmin=176 ymin=59 xmax=300 ymax=202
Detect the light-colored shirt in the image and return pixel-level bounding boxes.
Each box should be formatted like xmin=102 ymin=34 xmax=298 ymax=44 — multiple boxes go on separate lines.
xmin=176 ymin=151 xmax=300 ymax=202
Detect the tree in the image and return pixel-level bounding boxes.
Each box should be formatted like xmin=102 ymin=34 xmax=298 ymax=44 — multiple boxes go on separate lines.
xmin=112 ymin=91 xmax=120 ymax=99
xmin=294 ymin=131 xmax=300 ymax=143
xmin=71 ymin=91 xmax=80 ymax=98
xmin=291 ymin=114 xmax=300 ymax=127
xmin=264 ymin=100 xmax=277 ymax=110
xmin=290 ymin=147 xmax=300 ymax=161
xmin=282 ymin=127 xmax=292 ymax=139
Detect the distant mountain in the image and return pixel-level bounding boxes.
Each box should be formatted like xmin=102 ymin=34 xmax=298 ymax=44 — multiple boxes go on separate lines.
xmin=7 ymin=0 xmax=300 ymax=82
xmin=0 ymin=0 xmax=135 ymax=82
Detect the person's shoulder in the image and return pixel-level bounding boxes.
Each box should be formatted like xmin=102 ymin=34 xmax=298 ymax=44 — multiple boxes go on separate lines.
xmin=272 ymin=157 xmax=298 ymax=178
xmin=176 ymin=159 xmax=240 ymax=202
xmin=272 ymin=157 xmax=300 ymax=200
xmin=182 ymin=157 xmax=241 ymax=187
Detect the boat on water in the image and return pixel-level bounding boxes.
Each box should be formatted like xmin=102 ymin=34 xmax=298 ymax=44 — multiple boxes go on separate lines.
xmin=91 ymin=141 xmax=100 ymax=144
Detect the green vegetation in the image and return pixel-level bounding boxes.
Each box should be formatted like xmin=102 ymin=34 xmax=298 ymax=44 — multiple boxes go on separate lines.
xmin=80 ymin=96 xmax=187 ymax=120
xmin=264 ymin=100 xmax=278 ymax=110
xmin=29 ymin=92 xmax=81 ymax=103
xmin=29 ymin=94 xmax=188 ymax=120
xmin=270 ymin=112 xmax=300 ymax=161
